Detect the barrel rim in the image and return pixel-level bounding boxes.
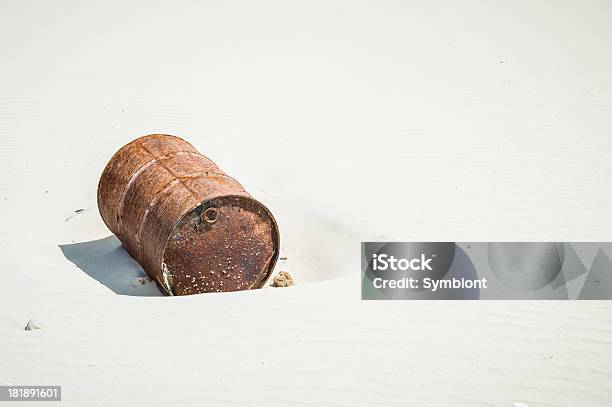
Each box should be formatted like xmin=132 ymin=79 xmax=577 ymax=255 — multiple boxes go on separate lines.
xmin=159 ymin=194 xmax=281 ymax=295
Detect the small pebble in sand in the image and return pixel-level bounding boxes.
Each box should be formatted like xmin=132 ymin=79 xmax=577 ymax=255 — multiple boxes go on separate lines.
xmin=24 ymin=319 xmax=43 ymax=331
xmin=271 ymin=271 xmax=294 ymax=287
xmin=138 ymin=276 xmax=151 ymax=285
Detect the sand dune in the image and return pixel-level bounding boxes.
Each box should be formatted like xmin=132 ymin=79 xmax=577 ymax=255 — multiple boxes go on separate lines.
xmin=1 ymin=1 xmax=612 ymax=405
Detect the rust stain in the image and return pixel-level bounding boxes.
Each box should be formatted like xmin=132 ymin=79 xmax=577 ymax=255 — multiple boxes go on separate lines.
xmin=97 ymin=134 xmax=280 ymax=296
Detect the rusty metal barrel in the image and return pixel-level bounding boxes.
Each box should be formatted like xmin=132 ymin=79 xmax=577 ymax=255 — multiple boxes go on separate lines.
xmin=97 ymin=134 xmax=280 ymax=296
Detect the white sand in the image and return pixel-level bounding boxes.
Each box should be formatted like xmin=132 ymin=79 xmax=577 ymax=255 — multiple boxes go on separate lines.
xmin=1 ymin=1 xmax=612 ymax=405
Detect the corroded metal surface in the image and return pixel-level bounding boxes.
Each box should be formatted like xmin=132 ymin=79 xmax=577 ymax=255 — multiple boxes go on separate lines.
xmin=97 ymin=134 xmax=280 ymax=295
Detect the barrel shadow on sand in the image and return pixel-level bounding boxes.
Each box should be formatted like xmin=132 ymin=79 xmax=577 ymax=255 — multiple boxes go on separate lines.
xmin=59 ymin=235 xmax=163 ymax=296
